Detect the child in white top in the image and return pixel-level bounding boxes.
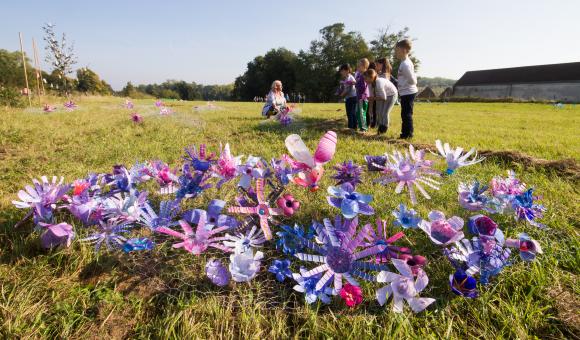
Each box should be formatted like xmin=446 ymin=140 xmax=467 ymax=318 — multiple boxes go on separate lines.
xmin=395 ymin=39 xmax=418 ymax=138
xmin=365 ymin=69 xmax=397 ymax=135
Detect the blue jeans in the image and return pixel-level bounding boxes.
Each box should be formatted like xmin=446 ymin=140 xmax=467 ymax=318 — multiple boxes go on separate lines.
xmin=345 ymin=97 xmax=357 ymax=129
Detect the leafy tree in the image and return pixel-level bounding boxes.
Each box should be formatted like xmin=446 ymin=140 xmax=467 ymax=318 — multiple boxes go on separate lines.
xmin=76 ymin=67 xmax=111 ymax=95
xmin=370 ymin=27 xmax=420 ymax=77
xmin=42 ymin=23 xmax=77 ymax=94
xmin=0 ymin=49 xmax=36 ymax=88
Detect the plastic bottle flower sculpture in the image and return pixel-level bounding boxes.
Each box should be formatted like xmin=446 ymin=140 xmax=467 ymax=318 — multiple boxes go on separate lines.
xmin=340 ymin=283 xmax=363 ymax=308
xmin=365 ymin=219 xmax=409 ymax=263
xmin=419 ymin=211 xmax=465 ymax=246
xmin=155 ymin=214 xmax=230 ymax=255
xmin=228 ymin=178 xmax=282 ymax=240
xmin=376 ymin=259 xmax=435 ymax=313
xmin=448 ymin=238 xmax=511 ymax=285
xmin=206 ymin=259 xmax=231 ymax=286
xmin=223 ymin=225 xmax=267 ymax=253
xmin=326 ymin=183 xmax=374 ymax=219
xmin=149 ymin=161 xmax=179 ymax=194
xmin=63 ymin=100 xmax=77 ymax=111
xmin=458 ymin=181 xmax=501 ymax=213
xmin=38 ymin=222 xmax=74 ymax=249
xmin=284 ymin=131 xmax=337 ymax=192
xmin=449 ymin=269 xmax=478 ymax=298
xmin=138 ymin=200 xmax=180 ymax=231
xmin=276 ymin=194 xmax=300 ymax=217
xmin=237 ymin=156 xmax=266 ymax=189
xmin=505 ymin=233 xmax=542 ymax=262
xmin=124 ymin=99 xmax=134 ymax=109
xmin=122 ymin=237 xmax=155 ymax=252
xmin=332 ymin=160 xmax=363 ymax=188
xmin=374 ymin=146 xmax=440 ymax=205
xmin=12 ymin=176 xmax=71 ymax=226
xmin=229 ymin=247 xmax=263 ymax=282
xmin=434 ymin=139 xmax=484 ymax=175
xmin=392 ymin=204 xmax=422 ymax=229
xmin=269 ymin=259 xmax=293 ymax=282
xmin=490 ymin=170 xmax=526 ymax=198
xmin=103 ymin=191 xmax=148 ymax=223
xmin=276 ymin=224 xmax=314 ymax=255
xmin=511 ymin=189 xmax=546 ymax=228
xmin=183 ymin=144 xmax=215 ymax=172
xmin=184 ymin=199 xmax=239 ymax=230
xmin=213 ymin=143 xmax=242 ymax=188
xmin=43 ymin=104 xmax=56 ymax=112
xmin=293 ymin=219 xmax=387 ymax=295
xmin=131 ymin=112 xmax=143 ymax=124
xmin=80 ymin=219 xmax=132 ymax=252
xmin=468 ymin=215 xmax=505 ymax=254
xmin=292 ymin=268 xmax=333 ymax=304
xmin=175 ymin=164 xmax=212 ymax=200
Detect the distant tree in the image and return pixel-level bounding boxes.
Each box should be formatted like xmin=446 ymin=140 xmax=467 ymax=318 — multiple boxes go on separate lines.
xmin=370 ymin=27 xmax=420 ymax=77
xmin=76 ymin=67 xmax=111 ymax=95
xmin=0 ymin=49 xmax=36 ymax=88
xmin=42 ymin=23 xmax=77 ymax=95
xmin=121 ymin=81 xmax=137 ymax=97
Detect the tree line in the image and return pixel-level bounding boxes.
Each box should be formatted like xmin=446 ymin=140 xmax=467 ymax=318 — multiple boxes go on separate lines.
xmin=232 ymin=23 xmax=420 ymax=102
xmin=121 ymin=80 xmax=234 ymax=101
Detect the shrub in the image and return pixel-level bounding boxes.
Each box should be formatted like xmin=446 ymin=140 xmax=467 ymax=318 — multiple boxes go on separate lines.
xmin=0 ymin=86 xmax=25 ymax=107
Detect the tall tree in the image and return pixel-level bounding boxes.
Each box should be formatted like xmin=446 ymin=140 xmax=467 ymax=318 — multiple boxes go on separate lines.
xmin=42 ymin=23 xmax=77 ymax=95
xmin=370 ymin=27 xmax=420 ymax=76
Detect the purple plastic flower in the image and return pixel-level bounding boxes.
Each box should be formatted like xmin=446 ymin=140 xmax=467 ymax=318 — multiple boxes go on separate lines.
xmin=138 ymin=200 xmax=180 ymax=231
xmin=392 ymin=204 xmax=422 ymax=229
xmin=80 ymin=219 xmax=132 ymax=252
xmin=223 ymin=225 xmax=267 ymax=253
xmin=326 ymin=183 xmax=374 ymax=219
xmin=123 ymin=237 xmax=155 ymax=252
xmin=506 ymin=233 xmax=542 ymax=262
xmin=125 ymin=99 xmax=134 ymax=109
xmin=419 ymin=211 xmax=464 ymax=246
xmin=175 ymin=165 xmax=212 ymax=200
xmin=206 ymin=259 xmax=231 ymax=286
xmin=155 ymin=214 xmax=230 ymax=255
xmin=271 ymin=157 xmax=294 ymax=186
xmin=183 ymin=199 xmax=239 ymax=230
xmin=512 ymin=189 xmax=546 ymax=228
xmin=468 ymin=215 xmax=505 ymax=254
xmin=269 ymin=259 xmax=293 ymax=282
xmin=364 ymin=155 xmax=388 ymax=171
xmin=365 ymin=219 xmax=409 ymax=263
xmin=458 ymin=181 xmax=502 ymax=213
xmin=332 ymin=160 xmax=363 ymax=188
xmin=237 ymin=156 xmax=266 ymax=189
xmin=12 ymin=176 xmax=71 ymax=225
xmin=490 ymin=170 xmax=526 ymax=198
xmin=38 ymin=222 xmax=74 ymax=249
xmin=449 ymin=270 xmax=478 ymax=298
xmin=103 ymin=191 xmax=148 ymax=223
xmin=63 ymin=100 xmax=77 ymax=111
xmin=449 ymin=238 xmax=511 ymax=285
xmin=148 ymin=161 xmax=179 ymax=194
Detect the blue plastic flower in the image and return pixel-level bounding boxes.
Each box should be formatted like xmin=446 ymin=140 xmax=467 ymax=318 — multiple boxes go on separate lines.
xmin=139 ymin=200 xmax=180 ymax=231
xmin=276 ymin=224 xmax=314 ymax=255
xmin=183 ymin=199 xmax=238 ymax=230
xmin=392 ymin=204 xmax=422 ymax=229
xmin=512 ymin=189 xmax=546 ymax=228
xmin=292 ymin=268 xmax=332 ymax=304
xmin=506 ymin=233 xmax=542 ymax=262
xmin=123 ymin=237 xmax=155 ymax=253
xmin=326 ymin=183 xmax=374 ymax=219
xmin=449 ymin=270 xmax=478 ymax=298
xmin=269 ymin=259 xmax=293 ymax=282
xmin=175 ymin=165 xmax=211 ymax=200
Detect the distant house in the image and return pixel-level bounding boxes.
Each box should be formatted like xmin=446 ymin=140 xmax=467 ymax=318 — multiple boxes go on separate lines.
xmin=417 ymin=86 xmax=436 ymax=99
xmin=453 ymin=62 xmax=580 ymax=102
xmin=440 ymin=87 xmax=453 ymax=99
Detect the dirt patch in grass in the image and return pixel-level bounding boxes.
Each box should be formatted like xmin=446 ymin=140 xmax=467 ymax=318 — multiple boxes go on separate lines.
xmin=548 ymin=281 xmax=580 ymax=337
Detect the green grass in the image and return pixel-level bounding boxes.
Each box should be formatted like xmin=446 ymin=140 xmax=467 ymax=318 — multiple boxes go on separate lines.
xmin=0 ymin=97 xmax=578 ymax=339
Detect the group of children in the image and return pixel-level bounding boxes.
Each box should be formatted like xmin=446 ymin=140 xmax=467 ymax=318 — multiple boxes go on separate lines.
xmin=338 ymin=39 xmax=417 ymax=139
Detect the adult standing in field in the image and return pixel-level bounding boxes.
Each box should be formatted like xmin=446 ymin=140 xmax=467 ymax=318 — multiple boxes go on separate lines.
xmin=262 ymin=80 xmax=287 ymax=118
xmin=395 ymin=39 xmax=418 ymax=139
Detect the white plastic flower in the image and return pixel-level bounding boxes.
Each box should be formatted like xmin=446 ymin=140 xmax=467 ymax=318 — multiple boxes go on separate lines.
xmin=223 ymin=225 xmax=266 ymax=253
xmin=434 ymin=140 xmax=484 ymax=174
xmin=229 ymin=247 xmax=263 ymax=282
xmin=376 ymin=259 xmax=435 ymax=313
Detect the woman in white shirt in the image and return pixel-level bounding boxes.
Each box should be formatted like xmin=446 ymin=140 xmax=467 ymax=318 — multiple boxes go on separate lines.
xmin=364 ymin=69 xmax=398 ymax=134
xmin=262 ymin=80 xmax=287 ymax=118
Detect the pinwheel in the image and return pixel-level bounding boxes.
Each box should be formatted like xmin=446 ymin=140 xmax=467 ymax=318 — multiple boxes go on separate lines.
xmin=122 ymin=237 xmax=155 ymax=252
xmin=332 ymin=160 xmax=363 ymax=188
xmin=376 ymin=259 xmax=435 ymax=313
xmin=12 ymin=176 xmax=71 ymax=226
xmin=392 ymin=204 xmax=422 ymax=229
xmin=63 ymin=100 xmax=77 ymax=111
xmin=229 ymin=247 xmax=263 ymax=282
xmin=374 ymin=146 xmax=441 ymax=205
xmin=365 ymin=219 xmax=409 ymax=263
xmin=284 ymin=131 xmax=337 ymax=191
xmin=206 ymin=259 xmax=231 ymax=286
xmin=292 ymin=268 xmax=333 ymax=304
xmin=293 ymin=218 xmax=387 ymax=294
xmin=505 ymin=233 xmax=542 ymax=262
xmin=419 ymin=211 xmax=465 ymax=246
xmin=269 ymin=259 xmax=293 ymax=282
xmin=156 ymin=213 xmax=230 ymax=255
xmin=212 ymin=143 xmax=242 ymax=188
xmin=138 ymin=200 xmax=180 ymax=231
xmin=223 ymin=225 xmax=267 ymax=253
xmin=326 ymin=183 xmax=374 ymax=219
xmin=228 ymin=178 xmax=282 ymax=240
xmin=80 ymin=219 xmax=132 ymax=252
xmin=38 ymin=222 xmax=74 ymax=249
xmin=434 ymin=139 xmax=485 ymax=174
xmin=183 ymin=199 xmax=238 ymax=230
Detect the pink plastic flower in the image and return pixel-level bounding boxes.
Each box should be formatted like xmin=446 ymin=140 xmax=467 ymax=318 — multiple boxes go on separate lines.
xmin=340 ymin=283 xmax=363 ymax=308
xmin=276 ymin=194 xmax=300 ymax=217
xmin=419 ymin=211 xmax=464 ymax=246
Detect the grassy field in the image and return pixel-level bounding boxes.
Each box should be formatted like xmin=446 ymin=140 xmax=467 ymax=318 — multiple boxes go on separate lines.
xmin=0 ymin=97 xmax=578 ymax=339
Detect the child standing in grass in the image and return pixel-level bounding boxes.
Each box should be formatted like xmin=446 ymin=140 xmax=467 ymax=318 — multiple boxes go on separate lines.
xmin=364 ymin=69 xmax=397 ymax=135
xmin=395 ymin=39 xmax=418 ymax=139
xmin=338 ymin=64 xmax=358 ymax=130
xmin=354 ymin=58 xmax=370 ymax=131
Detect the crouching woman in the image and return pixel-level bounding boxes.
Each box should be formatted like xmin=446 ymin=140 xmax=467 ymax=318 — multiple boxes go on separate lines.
xmin=262 ymin=80 xmax=287 ymax=118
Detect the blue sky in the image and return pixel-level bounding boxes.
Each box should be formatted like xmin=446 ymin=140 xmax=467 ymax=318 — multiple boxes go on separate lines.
xmin=2 ymin=0 xmax=579 ymax=90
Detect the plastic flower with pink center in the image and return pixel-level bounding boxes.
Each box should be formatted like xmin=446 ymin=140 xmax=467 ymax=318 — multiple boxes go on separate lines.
xmin=340 ymin=283 xmax=363 ymax=308
xmin=155 ymin=213 xmax=230 ymax=255
xmin=398 ymin=254 xmax=427 ymax=276
xmin=419 ymin=211 xmax=464 ymax=246
xmin=506 ymin=233 xmax=542 ymax=262
xmin=364 ymin=218 xmax=410 ymax=263
xmin=490 ymin=170 xmax=526 ymax=198
xmin=131 ymin=112 xmax=143 ymax=124
xmin=212 ymin=143 xmax=242 ymax=188
xmin=149 ymin=160 xmax=179 ymax=194
xmin=374 ymin=146 xmax=441 ymax=205
xmin=276 ymin=194 xmax=300 ymax=217
xmin=376 ymin=259 xmax=435 ymax=313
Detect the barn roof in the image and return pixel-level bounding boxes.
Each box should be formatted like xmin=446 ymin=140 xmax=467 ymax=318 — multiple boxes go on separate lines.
xmin=455 ymin=62 xmax=580 ymax=86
